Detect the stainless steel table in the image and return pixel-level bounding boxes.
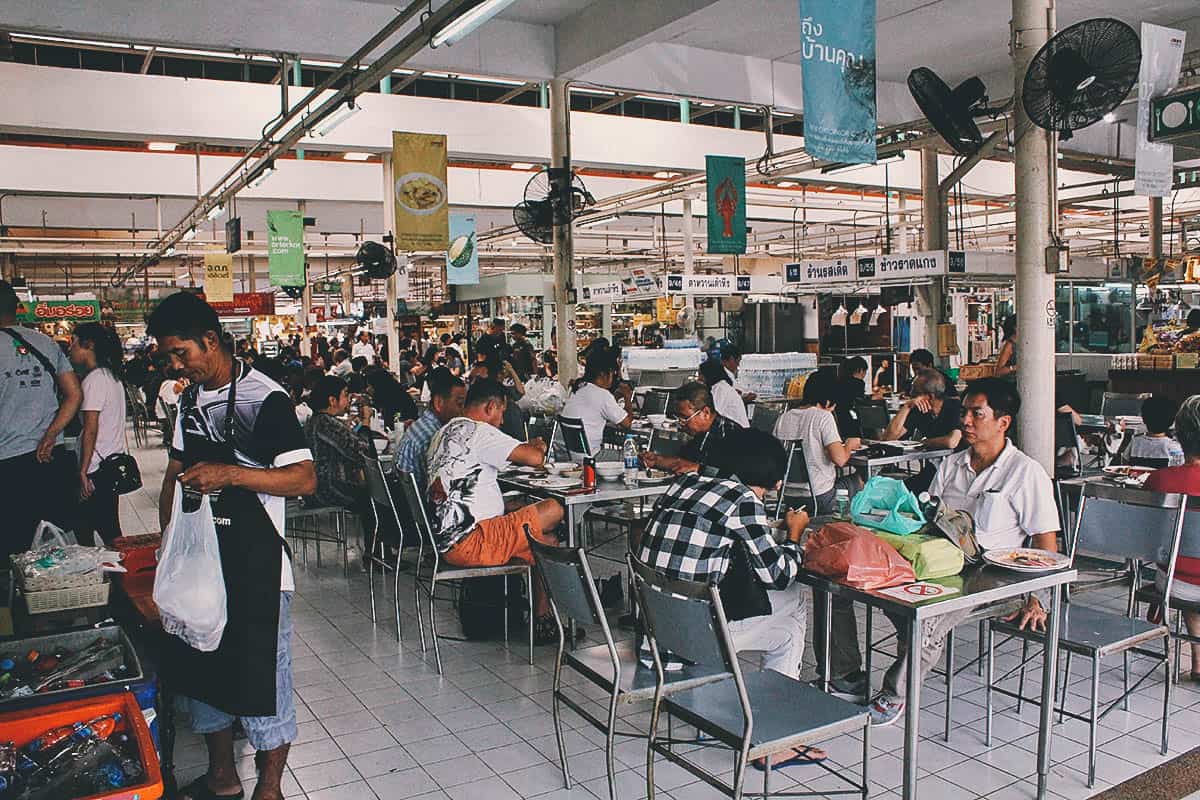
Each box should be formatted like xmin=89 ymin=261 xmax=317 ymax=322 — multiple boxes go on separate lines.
xmin=800 ymin=564 xmax=1077 ymax=800
xmin=498 ymin=473 xmax=671 ymax=549
xmin=850 ymin=446 xmax=956 ymax=479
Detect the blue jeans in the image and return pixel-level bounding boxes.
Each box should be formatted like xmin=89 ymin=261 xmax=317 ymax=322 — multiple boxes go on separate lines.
xmin=189 ymin=592 xmax=297 ymax=751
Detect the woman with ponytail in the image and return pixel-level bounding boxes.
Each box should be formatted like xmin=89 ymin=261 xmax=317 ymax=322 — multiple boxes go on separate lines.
xmin=560 ymin=349 xmax=633 ymax=457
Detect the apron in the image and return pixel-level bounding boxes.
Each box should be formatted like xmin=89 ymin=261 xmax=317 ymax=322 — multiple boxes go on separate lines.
xmin=163 ymin=362 xmax=287 ymax=717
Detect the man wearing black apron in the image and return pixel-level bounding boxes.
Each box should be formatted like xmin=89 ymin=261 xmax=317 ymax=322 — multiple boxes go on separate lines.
xmin=147 ymin=293 xmax=316 ymax=800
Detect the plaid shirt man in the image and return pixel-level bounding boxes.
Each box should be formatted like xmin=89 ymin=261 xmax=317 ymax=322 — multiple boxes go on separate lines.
xmin=392 ymin=408 xmax=442 ymax=490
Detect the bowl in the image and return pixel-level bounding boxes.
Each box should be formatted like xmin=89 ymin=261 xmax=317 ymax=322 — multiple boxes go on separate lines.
xmin=646 ymin=414 xmax=669 ymax=426
xmin=552 ymin=463 xmax=583 ymax=479
xmin=594 ymin=462 xmax=625 ymax=480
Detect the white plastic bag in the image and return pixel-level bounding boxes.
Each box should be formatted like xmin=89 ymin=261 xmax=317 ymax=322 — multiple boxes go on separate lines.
xmin=153 ymin=488 xmax=227 ymax=652
xmin=517 ymin=378 xmax=567 ymax=415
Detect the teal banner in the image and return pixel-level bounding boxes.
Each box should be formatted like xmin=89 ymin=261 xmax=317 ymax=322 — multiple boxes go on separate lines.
xmin=705 ymin=155 xmax=746 ymax=255
xmin=446 ymin=214 xmax=479 ymax=285
xmin=799 ymin=0 xmax=877 ymax=164
xmin=267 ymin=210 xmax=305 ymax=287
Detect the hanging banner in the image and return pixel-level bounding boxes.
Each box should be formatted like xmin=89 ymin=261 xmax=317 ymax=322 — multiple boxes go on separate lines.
xmin=1135 ymin=23 xmax=1186 ymax=197
xmin=393 ymin=131 xmax=449 ymax=251
xmin=666 ymin=273 xmax=784 ymax=295
xmin=784 ymin=258 xmax=858 ymax=286
xmin=201 ymin=291 xmax=277 ymax=318
xmin=798 ymin=0 xmax=878 ymax=164
xmin=446 ymin=214 xmax=479 ymax=285
xmin=15 ymin=299 xmax=101 ymax=324
xmin=203 ymin=252 xmax=234 ymax=304
xmin=705 ymin=155 xmax=746 ymax=254
xmin=267 ymin=210 xmax=305 ymax=286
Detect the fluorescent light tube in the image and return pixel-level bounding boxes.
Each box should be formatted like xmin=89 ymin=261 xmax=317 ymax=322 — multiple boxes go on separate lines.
xmin=313 ymin=100 xmax=361 ymax=137
xmin=510 ymin=162 xmax=535 ymax=170
xmin=250 ymin=161 xmax=276 ymax=188
xmin=431 ymin=0 xmax=522 ymax=47
xmin=182 ymin=228 xmax=197 ymax=242
xmin=343 ymin=152 xmax=371 ymax=161
xmin=148 ymin=142 xmax=177 ymax=152
xmin=206 ymin=203 xmax=225 ymax=221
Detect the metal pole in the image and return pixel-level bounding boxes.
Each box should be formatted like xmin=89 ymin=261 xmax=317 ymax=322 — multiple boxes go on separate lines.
xmin=550 ymin=79 xmax=578 ymax=387
xmin=682 ymin=197 xmax=696 ymax=336
xmin=292 ymin=59 xmax=305 ymax=160
xmin=920 ymin=147 xmax=945 ymax=362
xmin=383 ymin=153 xmax=402 ymax=375
xmin=1012 ymin=0 xmax=1057 ymax=473
xmin=1149 ymin=196 xmax=1163 ymax=259
xmin=298 ymin=199 xmax=311 ymax=357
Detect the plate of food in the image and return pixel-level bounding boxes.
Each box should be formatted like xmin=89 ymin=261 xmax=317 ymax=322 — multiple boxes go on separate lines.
xmin=636 ymin=469 xmax=674 ymax=485
xmin=1101 ymin=465 xmax=1154 ymax=486
xmin=982 ymin=548 xmax=1071 ymax=573
xmin=395 ymin=172 xmax=448 ymax=216
xmin=528 ymin=476 xmax=583 ymax=490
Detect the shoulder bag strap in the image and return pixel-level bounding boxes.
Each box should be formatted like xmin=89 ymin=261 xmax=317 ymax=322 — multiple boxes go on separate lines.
xmin=0 ymin=328 xmax=57 ymax=376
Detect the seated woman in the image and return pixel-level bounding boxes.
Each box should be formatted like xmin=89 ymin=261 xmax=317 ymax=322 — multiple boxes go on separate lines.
xmin=365 ymin=368 xmax=418 ymax=431
xmin=1145 ymin=395 xmax=1200 ymax=679
xmin=700 ymin=357 xmax=750 ymax=428
xmin=304 ymin=376 xmax=387 ymax=565
xmin=560 ymin=349 xmax=633 ymax=457
xmin=772 ymin=369 xmax=855 ymax=514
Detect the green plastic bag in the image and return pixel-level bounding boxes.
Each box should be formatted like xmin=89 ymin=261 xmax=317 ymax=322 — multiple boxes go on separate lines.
xmin=872 ymin=531 xmax=965 ymax=580
xmin=850 ymin=476 xmax=926 ymax=536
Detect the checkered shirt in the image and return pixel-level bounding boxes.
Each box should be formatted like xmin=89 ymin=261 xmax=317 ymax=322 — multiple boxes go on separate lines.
xmin=638 ymin=468 xmax=802 ymax=590
xmin=391 ymin=409 xmax=442 ymax=490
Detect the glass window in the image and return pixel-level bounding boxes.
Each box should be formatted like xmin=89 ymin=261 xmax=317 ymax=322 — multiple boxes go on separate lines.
xmin=1072 ymin=283 xmax=1133 ymax=354
xmin=1055 ymin=283 xmax=1071 ymax=352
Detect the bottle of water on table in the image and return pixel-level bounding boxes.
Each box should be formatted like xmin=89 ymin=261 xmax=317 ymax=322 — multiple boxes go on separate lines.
xmin=835 ymin=487 xmax=850 ymax=520
xmin=623 ymin=435 xmax=639 ymax=488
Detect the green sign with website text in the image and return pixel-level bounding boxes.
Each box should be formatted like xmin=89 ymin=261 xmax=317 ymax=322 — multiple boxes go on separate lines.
xmin=267 ymin=210 xmax=305 ymax=287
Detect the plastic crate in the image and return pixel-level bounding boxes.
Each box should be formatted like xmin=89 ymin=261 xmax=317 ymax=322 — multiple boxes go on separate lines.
xmin=24 ymin=581 xmax=110 ymax=615
xmin=0 ymin=690 xmax=162 ymax=800
xmin=0 ymin=626 xmax=143 ymax=712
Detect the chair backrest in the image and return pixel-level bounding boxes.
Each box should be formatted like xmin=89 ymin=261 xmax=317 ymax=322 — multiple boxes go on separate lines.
xmin=648 ymin=430 xmax=683 ymax=457
xmin=395 ymin=469 xmax=438 ymax=554
xmin=750 ymin=405 xmax=781 ymax=434
xmin=557 ymin=416 xmax=591 ymax=457
xmin=1054 ymin=411 xmax=1079 ymax=451
xmin=777 ymin=439 xmax=819 ymax=516
xmin=1128 ymin=456 xmax=1169 ymax=469
xmin=641 ymin=389 xmax=671 ymax=416
xmin=525 ymin=416 xmax=556 ymax=444
xmin=365 ymin=459 xmax=414 ymax=551
xmin=1070 ymin=481 xmax=1188 ymax=601
xmin=527 ymin=535 xmax=608 ymax=632
xmin=1101 ymin=392 xmax=1148 ymax=419
xmin=856 ymin=401 xmax=889 ymax=434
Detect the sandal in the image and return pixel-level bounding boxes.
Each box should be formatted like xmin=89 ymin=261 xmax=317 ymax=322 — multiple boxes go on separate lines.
xmin=178 ymin=776 xmax=245 ymax=800
xmin=752 ymin=745 xmax=828 ymax=771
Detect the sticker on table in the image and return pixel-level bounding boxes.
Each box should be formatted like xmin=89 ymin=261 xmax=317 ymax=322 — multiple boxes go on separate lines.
xmin=877 ymin=582 xmax=961 ymax=602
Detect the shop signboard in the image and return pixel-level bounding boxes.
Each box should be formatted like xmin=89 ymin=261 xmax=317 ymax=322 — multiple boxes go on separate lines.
xmin=201 ymin=291 xmax=276 ymax=317
xmin=705 ymin=155 xmax=746 ymax=254
xmin=1135 ymin=23 xmax=1186 ymax=197
xmin=784 ymin=258 xmax=857 ymax=285
xmin=580 ymin=282 xmax=623 ymax=304
xmin=798 ymin=0 xmax=877 ymax=164
xmin=666 ymin=273 xmax=784 ymax=295
xmin=15 ymin=299 xmax=100 ymax=324
xmin=871 ymin=250 xmax=946 ymax=279
xmin=948 ymin=250 xmax=967 ymax=274
xmin=393 ymin=131 xmax=450 ymax=251
xmin=446 ymin=214 xmax=479 ymax=285
xmin=313 ymin=280 xmax=343 ymax=295
xmin=203 ymin=252 xmax=234 ymax=303
xmin=267 ymin=210 xmax=305 ymax=286
xmin=620 ymin=267 xmax=661 ymax=300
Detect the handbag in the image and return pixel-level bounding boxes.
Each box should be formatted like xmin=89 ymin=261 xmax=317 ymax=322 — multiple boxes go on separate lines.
xmin=95 ymin=452 xmax=142 ymax=495
xmin=0 ymin=327 xmax=83 ymax=437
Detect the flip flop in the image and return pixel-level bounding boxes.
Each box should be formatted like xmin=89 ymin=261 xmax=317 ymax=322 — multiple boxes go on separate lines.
xmin=178 ymin=776 xmax=245 ymax=800
xmin=752 ymin=745 xmax=828 ymax=771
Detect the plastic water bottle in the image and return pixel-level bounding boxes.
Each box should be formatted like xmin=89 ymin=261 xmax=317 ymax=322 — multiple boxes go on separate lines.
xmin=835 ymin=488 xmax=850 ymax=520
xmin=623 ymin=435 xmax=639 ymax=488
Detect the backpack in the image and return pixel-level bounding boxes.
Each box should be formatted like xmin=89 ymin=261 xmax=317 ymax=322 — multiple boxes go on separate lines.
xmin=456 ymin=575 xmax=528 ymax=640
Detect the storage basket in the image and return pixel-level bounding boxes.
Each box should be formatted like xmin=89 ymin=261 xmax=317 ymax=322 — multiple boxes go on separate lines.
xmin=23 ymin=580 xmax=110 ymax=615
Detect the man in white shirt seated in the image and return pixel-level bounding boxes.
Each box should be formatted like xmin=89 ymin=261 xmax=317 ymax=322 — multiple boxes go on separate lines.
xmin=560 ymin=350 xmax=633 ymax=457
xmin=351 ymin=332 xmax=377 ymax=365
xmin=863 ymin=377 xmax=1060 ymax=726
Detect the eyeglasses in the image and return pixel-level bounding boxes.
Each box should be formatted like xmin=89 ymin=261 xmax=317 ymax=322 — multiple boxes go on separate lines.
xmin=960 ymin=406 xmax=994 ymax=421
xmin=671 ymin=406 xmax=705 ymax=425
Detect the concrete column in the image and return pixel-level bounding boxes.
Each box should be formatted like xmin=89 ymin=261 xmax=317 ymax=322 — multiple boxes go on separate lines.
xmin=247 ymin=255 xmax=256 ymax=293
xmin=550 ymin=79 xmax=578 ymax=387
xmin=298 ymin=200 xmax=312 ymax=356
xmin=680 ymin=98 xmax=691 ymax=124
xmin=601 ymin=304 xmax=613 ymax=340
xmin=919 ymin=147 xmax=945 ymax=365
xmin=1012 ymin=0 xmax=1057 ymax=472
xmin=382 ymin=153 xmax=401 ymax=374
xmin=1149 ymin=196 xmax=1163 ymax=259
xmin=733 ymin=106 xmax=742 ymax=129
xmin=897 ymin=193 xmax=910 ymax=253
xmin=380 ymin=74 xmax=392 ymax=95
xmin=292 ymin=60 xmax=305 ymax=160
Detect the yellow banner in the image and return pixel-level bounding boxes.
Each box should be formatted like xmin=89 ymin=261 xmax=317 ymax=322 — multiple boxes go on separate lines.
xmin=204 ymin=252 xmax=234 ymax=303
xmin=392 ymin=131 xmax=449 ymax=252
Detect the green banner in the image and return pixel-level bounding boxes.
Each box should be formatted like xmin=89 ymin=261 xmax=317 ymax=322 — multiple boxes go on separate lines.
xmin=16 ymin=299 xmax=101 ymax=324
xmin=706 ymin=155 xmax=746 ymax=254
xmin=267 ymin=210 xmax=305 ymax=287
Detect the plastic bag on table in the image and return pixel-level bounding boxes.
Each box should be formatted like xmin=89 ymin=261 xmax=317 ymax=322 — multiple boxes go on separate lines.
xmin=850 ymin=476 xmax=927 ymax=536
xmin=153 ymin=487 xmax=227 ymax=652
xmin=803 ymin=521 xmax=916 ymax=590
xmin=517 ymin=378 xmax=567 ymax=415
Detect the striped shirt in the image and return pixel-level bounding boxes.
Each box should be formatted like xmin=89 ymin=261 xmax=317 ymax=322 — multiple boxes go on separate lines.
xmin=392 ymin=409 xmax=442 ymax=490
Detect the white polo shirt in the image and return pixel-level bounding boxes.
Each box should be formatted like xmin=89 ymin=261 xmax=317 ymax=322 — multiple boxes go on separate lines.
xmin=711 ymin=381 xmax=750 ymax=428
xmin=929 ymin=440 xmax=1059 ymax=552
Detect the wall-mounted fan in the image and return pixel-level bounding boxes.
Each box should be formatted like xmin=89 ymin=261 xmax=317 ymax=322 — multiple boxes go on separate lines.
xmin=1022 ymin=18 xmax=1140 ymax=139
xmin=907 ymin=69 xmax=995 ymax=156
xmin=512 ymin=167 xmax=596 ymax=244
xmin=355 ymin=240 xmax=396 ymax=279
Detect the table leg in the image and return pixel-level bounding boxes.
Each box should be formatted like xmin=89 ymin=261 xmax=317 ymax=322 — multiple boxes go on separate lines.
xmin=159 ymin=678 xmax=178 ymax=797
xmin=902 ymin=616 xmax=922 ymax=800
xmin=567 ymin=505 xmax=578 ymax=649
xmin=1036 ymin=587 xmax=1063 ymax=799
xmin=821 ymin=589 xmax=832 ymax=693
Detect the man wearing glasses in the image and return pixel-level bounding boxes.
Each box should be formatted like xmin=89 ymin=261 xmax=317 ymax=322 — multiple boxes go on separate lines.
xmin=642 ymin=381 xmax=738 ymax=475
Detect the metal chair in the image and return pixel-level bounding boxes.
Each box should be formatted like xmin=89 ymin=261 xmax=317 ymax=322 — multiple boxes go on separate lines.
xmin=773 ymin=439 xmax=820 ymax=519
xmin=855 ymin=401 xmax=889 ymax=437
xmin=393 ymin=469 xmax=533 ymax=674
xmin=528 ymin=535 xmax=724 ymax=800
xmin=641 ymin=389 xmax=672 ymax=416
xmin=749 ymin=405 xmax=781 ymax=434
xmin=1054 ymin=411 xmax=1082 ymax=479
xmin=1134 ymin=510 xmax=1200 ymax=685
xmin=284 ymin=500 xmax=351 ymax=577
xmin=647 ymin=429 xmax=683 ymax=458
xmin=125 ymin=385 xmax=152 ymax=449
xmin=363 ymin=459 xmax=415 ymax=642
xmin=986 ymin=482 xmax=1186 ymax=787
xmin=1129 ymin=456 xmax=1170 ymax=469
xmin=1101 ymin=391 xmax=1150 ymax=419
xmin=556 ymin=415 xmax=591 ymax=459
xmin=630 ymin=555 xmax=870 ymax=800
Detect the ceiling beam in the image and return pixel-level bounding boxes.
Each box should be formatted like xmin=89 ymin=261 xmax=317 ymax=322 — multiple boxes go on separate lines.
xmin=554 ymin=0 xmax=723 ymax=78
xmin=587 ymin=91 xmax=635 ymax=114
xmin=494 ymin=81 xmax=535 ymax=104
xmin=139 ymin=46 xmax=156 ymax=73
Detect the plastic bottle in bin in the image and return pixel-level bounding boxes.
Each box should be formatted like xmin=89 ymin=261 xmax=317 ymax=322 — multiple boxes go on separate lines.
xmin=835 ymin=488 xmax=850 ymax=520
xmin=622 ymin=435 xmax=638 ymax=488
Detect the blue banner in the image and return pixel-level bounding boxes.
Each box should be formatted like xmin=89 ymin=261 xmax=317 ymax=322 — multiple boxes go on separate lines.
xmin=446 ymin=214 xmax=479 ymax=285
xmin=799 ymin=0 xmax=877 ymax=164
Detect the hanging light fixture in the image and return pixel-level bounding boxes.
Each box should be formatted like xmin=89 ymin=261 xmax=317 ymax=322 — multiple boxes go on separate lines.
xmin=870 ymin=305 xmax=886 ymax=326
xmin=850 ymin=301 xmax=869 ymax=324
xmin=831 ymin=302 xmax=849 ymax=326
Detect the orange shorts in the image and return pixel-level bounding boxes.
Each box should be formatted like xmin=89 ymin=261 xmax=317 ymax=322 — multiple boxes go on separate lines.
xmin=444 ymin=504 xmax=544 ymax=568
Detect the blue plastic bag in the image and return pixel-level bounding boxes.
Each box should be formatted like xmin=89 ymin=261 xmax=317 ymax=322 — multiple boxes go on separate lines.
xmin=850 ymin=476 xmax=927 ymax=535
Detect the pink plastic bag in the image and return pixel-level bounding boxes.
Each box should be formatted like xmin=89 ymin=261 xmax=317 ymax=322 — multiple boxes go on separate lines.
xmin=804 ymin=522 xmax=916 ymax=590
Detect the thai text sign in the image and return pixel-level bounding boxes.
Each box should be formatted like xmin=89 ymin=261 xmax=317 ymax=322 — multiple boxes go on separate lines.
xmin=16 ymin=300 xmax=101 ymax=323
xmin=799 ymin=0 xmax=877 ymax=164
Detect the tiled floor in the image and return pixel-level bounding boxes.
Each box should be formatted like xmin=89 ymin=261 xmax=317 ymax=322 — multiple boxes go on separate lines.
xmin=119 ymin=434 xmax=1200 ymax=800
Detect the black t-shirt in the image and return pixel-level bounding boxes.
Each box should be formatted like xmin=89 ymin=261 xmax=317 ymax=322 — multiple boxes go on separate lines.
xmin=679 ymin=415 xmax=737 ymax=466
xmin=510 ymin=339 xmax=536 ymax=381
xmin=834 ymin=377 xmax=866 ymax=440
xmin=902 ymin=397 xmax=962 ymax=441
